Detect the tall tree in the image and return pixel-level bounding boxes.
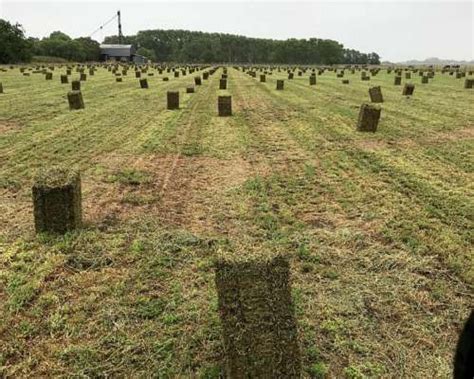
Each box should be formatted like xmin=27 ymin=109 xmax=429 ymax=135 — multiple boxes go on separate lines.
xmin=0 ymin=19 xmax=32 ymax=63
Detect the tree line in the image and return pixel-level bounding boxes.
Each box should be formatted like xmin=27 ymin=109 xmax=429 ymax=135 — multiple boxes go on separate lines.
xmin=104 ymin=29 xmax=380 ymax=65
xmin=1 ymin=18 xmax=380 ymax=65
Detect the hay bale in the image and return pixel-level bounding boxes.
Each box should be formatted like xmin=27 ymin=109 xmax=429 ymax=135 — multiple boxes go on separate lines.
xmin=276 ymin=79 xmax=284 ymax=90
xmin=186 ymin=86 xmax=195 ymax=93
xmin=116 ymin=77 xmax=123 ymax=82
xmin=260 ymin=74 xmax=266 ymax=83
xmin=464 ymin=79 xmax=474 ymax=89
xmin=80 ymin=73 xmax=87 ymax=81
xmin=0 ymin=82 xmax=3 ymax=94
xmin=421 ymin=76 xmax=429 ymax=84
xmin=357 ymin=103 xmax=381 ymax=132
xmin=66 ymin=68 xmax=72 ymax=76
xmin=394 ymin=76 xmax=401 ymax=85
xmin=67 ymin=90 xmax=84 ymax=110
xmin=215 ymin=252 xmax=301 ymax=377
xmin=403 ymin=83 xmax=415 ymax=96
xmin=71 ymin=80 xmax=81 ymax=91
xmin=405 ymin=72 xmax=411 ymax=79
xmin=32 ymin=166 xmax=82 ymax=234
xmin=342 ymin=79 xmax=349 ymax=84
xmin=135 ymin=71 xmax=141 ymax=78
xmin=139 ymin=78 xmax=148 ymax=89
xmin=174 ymin=71 xmax=180 ymax=78
xmin=218 ymin=95 xmax=232 ymax=117
xmin=194 ymin=76 xmax=202 ymax=85
xmin=369 ymin=86 xmax=384 ymax=103
xmin=45 ymin=72 xmax=53 ymax=80
xmin=60 ymin=75 xmax=68 ymax=84
xmin=288 ymin=72 xmax=294 ymax=80
xmin=309 ymin=76 xmax=316 ymax=85
xmin=219 ymin=79 xmax=227 ymax=90
xmin=162 ymin=77 xmax=169 ymax=81
xmin=167 ymin=91 xmax=179 ymax=110
xmin=203 ymin=72 xmax=209 ymax=80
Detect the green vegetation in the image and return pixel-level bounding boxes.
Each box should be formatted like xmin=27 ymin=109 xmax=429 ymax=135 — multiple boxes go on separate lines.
xmin=0 ymin=65 xmax=472 ymax=377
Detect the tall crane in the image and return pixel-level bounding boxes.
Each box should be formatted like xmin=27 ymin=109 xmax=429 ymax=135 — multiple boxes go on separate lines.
xmin=89 ymin=10 xmax=124 ymax=43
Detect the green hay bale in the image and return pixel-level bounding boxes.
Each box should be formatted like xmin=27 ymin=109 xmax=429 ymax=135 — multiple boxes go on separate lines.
xmin=218 ymin=95 xmax=232 ymax=117
xmin=116 ymin=77 xmax=123 ymax=83
xmin=32 ymin=166 xmax=82 ymax=234
xmin=80 ymin=73 xmax=87 ymax=81
xmin=67 ymin=90 xmax=84 ymax=110
xmin=135 ymin=71 xmax=141 ymax=78
xmin=45 ymin=72 xmax=53 ymax=80
xmin=194 ymin=76 xmax=202 ymax=85
xmin=357 ymin=103 xmax=381 ymax=132
xmin=186 ymin=86 xmax=195 ymax=93
xmin=260 ymin=74 xmax=266 ymax=82
xmin=369 ymin=86 xmax=384 ymax=103
xmin=276 ymin=79 xmax=284 ymax=90
xmin=421 ymin=76 xmax=429 ymax=84
xmin=219 ymin=79 xmax=227 ymax=90
xmin=342 ymin=79 xmax=350 ymax=84
xmin=288 ymin=72 xmax=294 ymax=80
xmin=309 ymin=76 xmax=316 ymax=85
xmin=139 ymin=78 xmax=148 ymax=89
xmin=167 ymin=91 xmax=179 ymax=110
xmin=60 ymin=75 xmax=68 ymax=84
xmin=403 ymin=83 xmax=415 ymax=96
xmin=394 ymin=76 xmax=402 ymax=85
xmin=464 ymin=79 xmax=473 ymax=89
xmin=214 ymin=251 xmax=301 ymax=377
xmin=203 ymin=72 xmax=209 ymax=80
xmin=0 ymin=82 xmax=3 ymax=94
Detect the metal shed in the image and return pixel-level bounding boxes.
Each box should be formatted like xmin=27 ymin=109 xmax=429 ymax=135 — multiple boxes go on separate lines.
xmin=100 ymin=44 xmax=136 ymax=62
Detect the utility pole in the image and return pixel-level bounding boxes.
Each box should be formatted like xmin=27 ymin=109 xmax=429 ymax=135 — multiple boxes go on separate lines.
xmin=117 ymin=10 xmax=123 ymax=44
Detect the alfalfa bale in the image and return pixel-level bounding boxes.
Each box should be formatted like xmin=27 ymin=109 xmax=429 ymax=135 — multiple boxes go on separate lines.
xmin=116 ymin=77 xmax=123 ymax=82
xmin=402 ymin=83 xmax=415 ymax=96
xmin=214 ymin=251 xmax=301 ymax=378
xmin=32 ymin=166 xmax=82 ymax=234
xmin=219 ymin=79 xmax=227 ymax=90
xmin=464 ymin=79 xmax=474 ymax=89
xmin=167 ymin=91 xmax=179 ymax=110
xmin=45 ymin=72 xmax=53 ymax=80
xmin=135 ymin=71 xmax=141 ymax=78
xmin=60 ymin=75 xmax=68 ymax=84
xmin=357 ymin=103 xmax=381 ymax=132
xmin=342 ymin=79 xmax=349 ymax=84
xmin=394 ymin=76 xmax=402 ymax=85
xmin=0 ymin=82 xmax=3 ymax=94
xmin=139 ymin=78 xmax=148 ymax=89
xmin=276 ymin=79 xmax=284 ymax=90
xmin=67 ymin=90 xmax=85 ymax=110
xmin=186 ymin=86 xmax=195 ymax=93
xmin=260 ymin=74 xmax=266 ymax=83
xmin=309 ymin=76 xmax=316 ymax=85
xmin=369 ymin=86 xmax=384 ymax=103
xmin=421 ymin=76 xmax=429 ymax=84
xmin=194 ymin=76 xmax=202 ymax=85
xmin=288 ymin=72 xmax=294 ymax=80
xmin=218 ymin=95 xmax=232 ymax=117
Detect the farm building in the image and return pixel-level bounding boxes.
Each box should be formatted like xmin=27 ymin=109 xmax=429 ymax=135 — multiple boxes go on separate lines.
xmin=99 ymin=44 xmax=147 ymax=64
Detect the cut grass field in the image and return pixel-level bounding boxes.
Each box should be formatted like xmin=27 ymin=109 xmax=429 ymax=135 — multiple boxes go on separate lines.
xmin=0 ymin=65 xmax=473 ymax=377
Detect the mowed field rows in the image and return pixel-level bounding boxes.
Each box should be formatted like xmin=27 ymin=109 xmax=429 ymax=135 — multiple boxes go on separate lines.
xmin=0 ymin=65 xmax=473 ymax=377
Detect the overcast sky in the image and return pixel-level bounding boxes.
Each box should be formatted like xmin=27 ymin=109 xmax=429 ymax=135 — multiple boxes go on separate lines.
xmin=1 ymin=1 xmax=472 ymax=62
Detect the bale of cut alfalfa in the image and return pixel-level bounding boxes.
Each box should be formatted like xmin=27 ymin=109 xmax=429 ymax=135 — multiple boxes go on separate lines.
xmin=405 ymin=72 xmax=411 ymax=79
xmin=66 ymin=68 xmax=72 ymax=76
xmin=186 ymin=86 xmax=195 ymax=93
xmin=260 ymin=74 xmax=266 ymax=83
xmin=135 ymin=71 xmax=141 ymax=78
xmin=174 ymin=71 xmax=180 ymax=78
xmin=219 ymin=79 xmax=227 ymax=90
xmin=394 ymin=76 xmax=402 ymax=85
xmin=80 ymin=73 xmax=87 ymax=81
xmin=60 ymin=74 xmax=68 ymax=84
xmin=67 ymin=90 xmax=85 ymax=110
xmin=89 ymin=68 xmax=94 ymax=76
xmin=167 ymin=91 xmax=179 ymax=110
xmin=32 ymin=166 xmax=82 ymax=234
xmin=309 ymin=76 xmax=316 ymax=85
xmin=342 ymin=79 xmax=350 ymax=84
xmin=139 ymin=78 xmax=148 ymax=89
xmin=464 ymin=79 xmax=474 ymax=89
xmin=276 ymin=79 xmax=284 ymax=90
xmin=214 ymin=252 xmax=301 ymax=378
xmin=357 ymin=103 xmax=381 ymax=132
xmin=403 ymin=83 xmax=415 ymax=96
xmin=288 ymin=72 xmax=294 ymax=80
xmin=218 ymin=95 xmax=232 ymax=117
xmin=203 ymin=72 xmax=209 ymax=80
xmin=45 ymin=72 xmax=53 ymax=80
xmin=194 ymin=76 xmax=202 ymax=85
xmin=71 ymin=80 xmax=81 ymax=91
xmin=0 ymin=82 xmax=3 ymax=94
xmin=369 ymin=86 xmax=384 ymax=103
xmin=421 ymin=76 xmax=429 ymax=84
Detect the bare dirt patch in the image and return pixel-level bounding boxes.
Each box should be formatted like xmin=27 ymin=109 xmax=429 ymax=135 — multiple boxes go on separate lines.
xmin=0 ymin=120 xmax=22 ymax=134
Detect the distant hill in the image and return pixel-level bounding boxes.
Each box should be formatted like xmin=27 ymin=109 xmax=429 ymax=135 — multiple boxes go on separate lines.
xmin=387 ymin=57 xmax=474 ymax=66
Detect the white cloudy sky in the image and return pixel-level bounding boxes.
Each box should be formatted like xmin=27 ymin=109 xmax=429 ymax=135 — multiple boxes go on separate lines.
xmin=1 ymin=0 xmax=473 ymax=62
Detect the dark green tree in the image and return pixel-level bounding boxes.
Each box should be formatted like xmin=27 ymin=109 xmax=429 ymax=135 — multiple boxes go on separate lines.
xmin=0 ymin=19 xmax=32 ymax=63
